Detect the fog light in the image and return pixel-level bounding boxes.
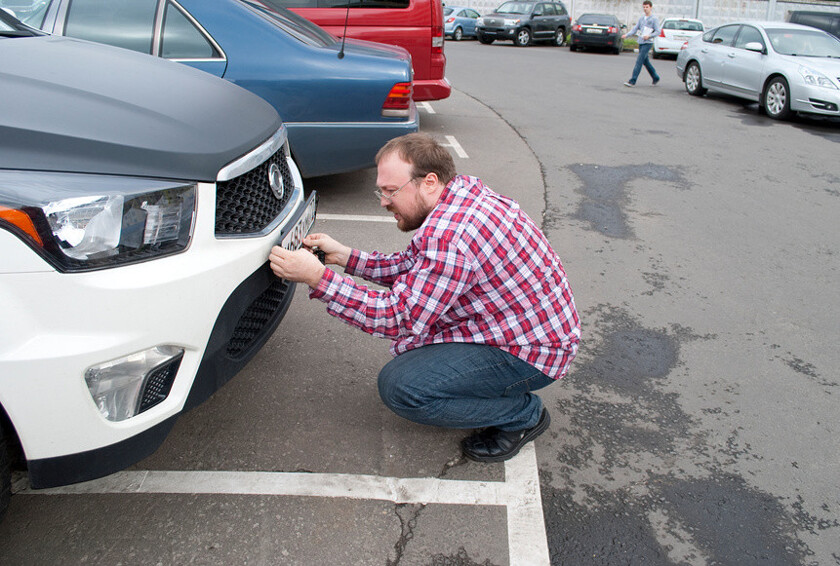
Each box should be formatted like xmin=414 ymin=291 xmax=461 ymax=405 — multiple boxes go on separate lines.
xmin=85 ymin=346 xmax=184 ymax=421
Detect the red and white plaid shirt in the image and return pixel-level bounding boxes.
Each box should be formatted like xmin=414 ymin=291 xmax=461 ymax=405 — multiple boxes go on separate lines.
xmin=310 ymin=175 xmax=580 ymax=379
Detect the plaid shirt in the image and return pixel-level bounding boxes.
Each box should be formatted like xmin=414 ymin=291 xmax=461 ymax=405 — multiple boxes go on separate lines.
xmin=310 ymin=175 xmax=580 ymax=379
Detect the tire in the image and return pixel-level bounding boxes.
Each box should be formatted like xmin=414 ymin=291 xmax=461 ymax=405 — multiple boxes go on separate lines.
xmin=478 ymin=33 xmax=494 ymax=45
xmin=614 ymin=45 xmax=622 ymax=54
xmin=0 ymin=422 xmax=11 ymax=522
xmin=514 ymin=27 xmax=531 ymax=47
xmin=553 ymin=27 xmax=566 ymax=46
xmin=652 ymin=50 xmax=660 ymax=59
xmin=569 ymin=44 xmax=578 ymax=51
xmin=453 ymin=27 xmax=463 ymax=41
xmin=764 ymin=76 xmax=791 ymax=120
xmin=684 ymin=62 xmax=707 ymax=96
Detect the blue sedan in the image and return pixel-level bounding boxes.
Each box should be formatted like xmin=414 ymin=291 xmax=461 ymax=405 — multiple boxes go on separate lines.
xmin=444 ymin=5 xmax=481 ymax=41
xmin=6 ymin=0 xmax=418 ymax=178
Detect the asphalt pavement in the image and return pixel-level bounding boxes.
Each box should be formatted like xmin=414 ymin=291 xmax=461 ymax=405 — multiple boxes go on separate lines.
xmin=2 ymin=40 xmax=840 ymax=566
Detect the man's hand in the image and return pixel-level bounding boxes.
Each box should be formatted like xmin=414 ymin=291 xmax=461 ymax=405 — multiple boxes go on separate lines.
xmin=304 ymin=233 xmax=352 ymax=268
xmin=269 ymin=246 xmax=326 ymax=288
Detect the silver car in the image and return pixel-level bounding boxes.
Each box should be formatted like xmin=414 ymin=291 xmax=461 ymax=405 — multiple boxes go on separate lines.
xmin=676 ymin=21 xmax=840 ymax=120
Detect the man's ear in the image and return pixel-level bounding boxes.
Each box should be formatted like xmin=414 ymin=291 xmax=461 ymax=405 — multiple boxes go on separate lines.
xmin=421 ymin=172 xmax=441 ymax=191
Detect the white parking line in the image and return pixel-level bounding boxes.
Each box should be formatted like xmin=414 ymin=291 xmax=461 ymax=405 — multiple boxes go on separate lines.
xmin=317 ymin=213 xmax=395 ymax=223
xmin=441 ymin=135 xmax=469 ymax=158
xmin=15 ymin=443 xmax=550 ymax=565
xmin=417 ymin=101 xmax=436 ymax=114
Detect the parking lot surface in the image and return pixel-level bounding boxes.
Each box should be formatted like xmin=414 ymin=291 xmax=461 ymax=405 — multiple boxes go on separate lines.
xmin=2 ymin=41 xmax=840 ymax=565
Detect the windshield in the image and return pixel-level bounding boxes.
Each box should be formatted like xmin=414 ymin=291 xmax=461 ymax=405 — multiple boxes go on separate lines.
xmin=0 ymin=0 xmax=48 ymax=28
xmin=0 ymin=8 xmax=39 ymax=36
xmin=664 ymin=20 xmax=702 ymax=31
xmin=240 ymin=0 xmax=337 ymax=47
xmin=766 ymin=28 xmax=840 ymax=57
xmin=496 ymin=2 xmax=533 ymax=15
xmin=579 ymin=15 xmax=615 ymax=26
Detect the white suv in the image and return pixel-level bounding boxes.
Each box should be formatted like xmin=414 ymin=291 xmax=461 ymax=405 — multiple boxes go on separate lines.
xmin=0 ymin=12 xmax=314 ymax=518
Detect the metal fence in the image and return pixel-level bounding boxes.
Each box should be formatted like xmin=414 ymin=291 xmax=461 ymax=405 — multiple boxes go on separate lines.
xmin=456 ymin=0 xmax=840 ymax=29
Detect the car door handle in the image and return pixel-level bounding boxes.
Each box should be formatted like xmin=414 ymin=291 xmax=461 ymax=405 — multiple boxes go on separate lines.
xmin=701 ymin=48 xmax=708 ymax=53
xmin=728 ymin=52 xmax=736 ymax=58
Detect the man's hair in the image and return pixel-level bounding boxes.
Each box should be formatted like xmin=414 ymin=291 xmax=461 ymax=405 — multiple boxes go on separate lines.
xmin=376 ymin=133 xmax=457 ymax=186
xmin=643 ymin=0 xmax=652 ymax=6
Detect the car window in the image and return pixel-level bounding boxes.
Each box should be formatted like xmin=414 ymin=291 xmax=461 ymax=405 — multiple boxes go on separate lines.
xmin=766 ymin=28 xmax=840 ymax=57
xmin=554 ymin=2 xmax=567 ymax=15
xmin=466 ymin=9 xmax=479 ymax=18
xmin=497 ymin=2 xmax=532 ymax=15
xmin=240 ymin=0 xmax=336 ymax=46
xmin=543 ymin=4 xmax=557 ymax=16
xmin=443 ymin=7 xmax=453 ymax=15
xmin=580 ymin=14 xmax=614 ymax=26
xmin=709 ymin=24 xmax=739 ymax=45
xmin=161 ymin=2 xmax=222 ymax=59
xmin=271 ymin=0 xmax=409 ymax=7
xmin=664 ymin=19 xmax=703 ymax=31
xmin=532 ymin=4 xmax=544 ymax=16
xmin=733 ymin=25 xmax=763 ymax=49
xmin=64 ymin=0 xmax=157 ymax=54
xmin=0 ymin=0 xmax=50 ymax=27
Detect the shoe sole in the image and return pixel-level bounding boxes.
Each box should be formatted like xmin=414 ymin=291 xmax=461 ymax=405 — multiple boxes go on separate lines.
xmin=463 ymin=410 xmax=551 ymax=463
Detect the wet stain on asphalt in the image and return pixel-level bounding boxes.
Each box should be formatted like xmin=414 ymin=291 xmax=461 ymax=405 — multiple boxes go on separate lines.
xmin=542 ymin=305 xmax=826 ymax=564
xmin=564 ymin=163 xmax=690 ymax=239
xmin=429 ymin=548 xmax=498 ymax=566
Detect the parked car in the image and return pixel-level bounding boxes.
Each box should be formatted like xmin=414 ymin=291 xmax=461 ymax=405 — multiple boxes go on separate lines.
xmin=0 ymin=9 xmax=316 ymax=519
xmin=676 ymin=21 xmax=840 ymax=120
xmin=653 ymin=17 xmax=704 ymax=58
xmin=276 ymin=0 xmax=451 ymax=102
xmin=2 ymin=0 xmax=418 ymax=178
xmin=444 ymin=5 xmax=481 ymax=41
xmin=476 ymin=0 xmax=570 ymax=47
xmin=788 ymin=10 xmax=840 ymax=41
xmin=569 ymin=13 xmax=623 ymax=54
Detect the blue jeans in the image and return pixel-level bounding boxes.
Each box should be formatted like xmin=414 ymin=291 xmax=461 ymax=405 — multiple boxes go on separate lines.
xmin=629 ymin=43 xmax=659 ymax=84
xmin=378 ymin=343 xmax=554 ymax=431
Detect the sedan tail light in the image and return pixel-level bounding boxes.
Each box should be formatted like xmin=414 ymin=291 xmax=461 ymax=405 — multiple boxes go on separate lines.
xmin=608 ymin=26 xmax=618 ymax=33
xmin=446 ymin=17 xmax=455 ymax=23
xmin=382 ymin=82 xmax=413 ymax=117
xmin=572 ymin=24 xmax=581 ymax=32
xmin=659 ymin=28 xmax=666 ymax=37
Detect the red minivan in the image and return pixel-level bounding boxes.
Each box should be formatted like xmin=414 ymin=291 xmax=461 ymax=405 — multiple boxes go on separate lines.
xmin=271 ymin=0 xmax=451 ymax=101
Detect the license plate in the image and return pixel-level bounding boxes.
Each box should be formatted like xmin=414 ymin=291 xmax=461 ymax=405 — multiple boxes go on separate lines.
xmin=675 ymin=35 xmax=689 ymax=40
xmin=586 ymin=28 xmax=603 ymax=34
xmin=280 ymin=191 xmax=318 ymax=251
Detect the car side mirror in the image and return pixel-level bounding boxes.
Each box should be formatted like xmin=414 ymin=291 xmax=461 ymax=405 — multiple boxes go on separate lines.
xmin=744 ymin=42 xmax=765 ymax=53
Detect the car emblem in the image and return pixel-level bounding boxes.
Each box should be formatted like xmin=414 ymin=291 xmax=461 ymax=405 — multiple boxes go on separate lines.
xmin=268 ymin=162 xmax=285 ymax=200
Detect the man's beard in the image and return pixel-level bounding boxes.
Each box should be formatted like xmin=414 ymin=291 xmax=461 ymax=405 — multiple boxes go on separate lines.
xmin=390 ymin=195 xmax=431 ymax=232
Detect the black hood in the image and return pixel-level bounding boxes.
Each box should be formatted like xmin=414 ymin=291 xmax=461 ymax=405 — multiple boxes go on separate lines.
xmin=0 ymin=36 xmax=282 ymax=181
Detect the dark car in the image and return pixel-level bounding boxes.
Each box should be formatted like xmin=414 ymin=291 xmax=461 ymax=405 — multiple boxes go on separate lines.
xmin=2 ymin=0 xmax=418 ymax=178
xmin=788 ymin=10 xmax=840 ymax=41
xmin=476 ymin=0 xmax=570 ymax=47
xmin=570 ymin=13 xmax=623 ymax=54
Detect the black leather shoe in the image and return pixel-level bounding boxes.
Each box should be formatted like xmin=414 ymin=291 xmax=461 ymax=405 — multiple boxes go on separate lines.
xmin=461 ymin=409 xmax=551 ymax=463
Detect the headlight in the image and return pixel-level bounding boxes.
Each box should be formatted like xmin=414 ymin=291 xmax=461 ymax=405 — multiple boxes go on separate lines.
xmin=0 ymin=171 xmax=196 ymax=272
xmin=504 ymin=18 xmax=521 ymax=26
xmin=799 ymin=66 xmax=838 ymax=90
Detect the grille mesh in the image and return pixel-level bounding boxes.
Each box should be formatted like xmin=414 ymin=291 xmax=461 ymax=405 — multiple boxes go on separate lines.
xmin=139 ymin=356 xmax=181 ymax=414
xmin=227 ymin=278 xmax=292 ymax=358
xmin=215 ymin=147 xmax=294 ymax=235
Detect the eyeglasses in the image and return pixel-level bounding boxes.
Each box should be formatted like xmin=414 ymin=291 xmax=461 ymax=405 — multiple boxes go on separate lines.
xmin=373 ymin=177 xmax=418 ymax=201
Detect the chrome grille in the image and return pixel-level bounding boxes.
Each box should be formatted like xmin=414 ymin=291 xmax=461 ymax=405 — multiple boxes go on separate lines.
xmin=215 ymin=146 xmax=294 ymax=236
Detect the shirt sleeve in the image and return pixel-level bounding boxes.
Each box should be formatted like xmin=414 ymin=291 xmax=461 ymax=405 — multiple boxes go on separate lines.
xmin=345 ymin=248 xmax=415 ymax=288
xmin=309 ymin=236 xmax=475 ymax=340
xmin=649 ymin=16 xmax=661 ymax=37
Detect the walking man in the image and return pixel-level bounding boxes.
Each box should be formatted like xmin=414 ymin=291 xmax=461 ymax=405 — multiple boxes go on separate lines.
xmin=622 ymin=0 xmax=661 ymax=87
xmin=269 ymin=133 xmax=580 ymax=463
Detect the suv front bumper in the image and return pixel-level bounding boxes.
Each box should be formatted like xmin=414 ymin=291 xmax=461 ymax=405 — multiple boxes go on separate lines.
xmin=0 ymin=172 xmax=314 ymax=488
